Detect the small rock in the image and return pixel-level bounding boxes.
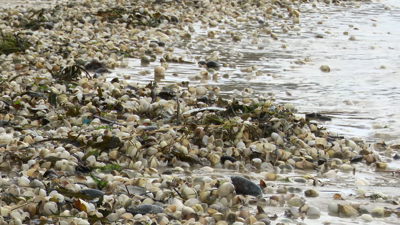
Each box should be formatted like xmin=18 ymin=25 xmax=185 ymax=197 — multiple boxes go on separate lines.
xmin=44 ymin=22 xmax=54 ymax=30
xmin=209 ymin=20 xmax=218 ymax=27
xmin=288 ymin=197 xmax=305 ymax=207
xmin=127 ymin=204 xmax=164 ymax=215
xmin=350 ymin=155 xmax=363 ymax=163
xmin=221 ymin=156 xmax=237 ymax=164
xmin=154 ymin=66 xmax=165 ymax=76
xmin=265 ymin=173 xmax=276 ymax=181
xmin=340 ymin=164 xmax=353 ymax=172
xmin=360 ymin=214 xmax=373 ymax=222
xmin=328 ymin=203 xmax=338 ymax=214
xmin=304 ymin=189 xmax=319 ymax=197
xmin=375 ymin=162 xmax=387 ymax=169
xmin=195 ymin=86 xmax=208 ymax=96
xmin=293 ymin=178 xmax=307 ymax=183
xmin=80 ymin=189 xmax=105 ymax=199
xmin=320 ymin=65 xmax=331 ymax=72
xmin=141 ymin=55 xmax=151 ymax=64
xmin=231 ymin=176 xmax=262 ymax=196
xmin=199 ymin=61 xmax=221 ymax=68
xmin=84 ymin=59 xmax=106 ymax=71
xmin=371 ymin=207 xmax=384 ymax=218
xmin=307 ymin=206 xmax=321 ymax=217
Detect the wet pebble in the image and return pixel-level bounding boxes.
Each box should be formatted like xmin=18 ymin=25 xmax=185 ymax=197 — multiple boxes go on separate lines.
xmin=320 ymin=65 xmax=331 ymax=72
xmin=231 ymin=176 xmax=262 ymax=196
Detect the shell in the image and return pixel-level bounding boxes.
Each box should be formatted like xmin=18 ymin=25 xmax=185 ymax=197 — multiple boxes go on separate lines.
xmin=43 ymin=202 xmax=58 ymax=216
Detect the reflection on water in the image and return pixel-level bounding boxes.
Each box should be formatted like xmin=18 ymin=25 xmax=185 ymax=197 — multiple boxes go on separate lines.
xmin=110 ymin=0 xmax=400 ymax=143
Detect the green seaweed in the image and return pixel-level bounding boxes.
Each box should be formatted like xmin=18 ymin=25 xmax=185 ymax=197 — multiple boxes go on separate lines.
xmin=90 ymin=173 xmax=108 ymax=190
xmin=52 ymin=65 xmax=91 ymax=81
xmin=0 ymin=30 xmax=32 ymax=55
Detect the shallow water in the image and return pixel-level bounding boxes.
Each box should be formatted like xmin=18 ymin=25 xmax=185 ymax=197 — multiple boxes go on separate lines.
xmin=107 ymin=0 xmax=400 ymax=144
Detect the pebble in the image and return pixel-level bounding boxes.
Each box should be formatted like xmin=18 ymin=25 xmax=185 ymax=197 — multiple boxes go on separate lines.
xmin=320 ymin=65 xmax=331 ymax=72
xmin=154 ymin=66 xmax=165 ymax=76
xmin=127 ymin=204 xmax=164 ymax=215
xmin=231 ymin=176 xmax=262 ymax=196
xmin=371 ymin=207 xmax=384 ymax=218
xmin=360 ymin=214 xmax=373 ymax=221
xmin=288 ymin=197 xmax=305 ymax=207
xmin=307 ymin=206 xmax=321 ymax=217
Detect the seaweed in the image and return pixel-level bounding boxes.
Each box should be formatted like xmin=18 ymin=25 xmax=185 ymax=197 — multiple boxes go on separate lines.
xmin=0 ymin=30 xmax=32 ymax=55
xmin=94 ymin=6 xmax=176 ymax=28
xmin=52 ymin=65 xmax=91 ymax=81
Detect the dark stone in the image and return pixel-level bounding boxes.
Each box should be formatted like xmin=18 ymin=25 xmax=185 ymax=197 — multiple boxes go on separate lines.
xmin=206 ymin=61 xmax=221 ymax=68
xmin=350 ymin=155 xmax=363 ymax=163
xmin=143 ymin=125 xmax=158 ymax=131
xmin=306 ymin=113 xmax=332 ymax=121
xmin=44 ymin=22 xmax=54 ymax=30
xmin=75 ymin=59 xmax=86 ymax=66
xmin=111 ymin=78 xmax=119 ymax=83
xmin=198 ymin=61 xmax=207 ymax=66
xmin=231 ymin=176 xmax=262 ymax=196
xmin=158 ymin=90 xmax=176 ymax=100
xmin=333 ymin=151 xmax=343 ymax=159
xmin=318 ymin=158 xmax=327 ymax=166
xmin=127 ymin=204 xmax=164 ymax=215
xmin=171 ymin=15 xmax=180 ymax=23
xmin=279 ymin=164 xmax=294 ymax=171
xmin=94 ymin=68 xmax=110 ymax=74
xmin=221 ymin=156 xmax=237 ymax=164
xmin=89 ymin=18 xmax=97 ymax=24
xmin=198 ymin=60 xmax=221 ymax=68
xmin=80 ymin=189 xmax=105 ymax=199
xmin=41 ymin=118 xmax=50 ymax=126
xmin=75 ymin=164 xmax=92 ymax=174
xmin=156 ymin=41 xmax=165 ymax=47
xmin=84 ymin=59 xmax=106 ymax=71
xmin=151 ymin=40 xmax=165 ymax=47
xmin=141 ymin=55 xmax=151 ymax=64
xmin=197 ymin=96 xmax=208 ymax=103
xmin=394 ymin=154 xmax=400 ymax=160
xmin=126 ymin=85 xmax=138 ymax=91
xmin=162 ymin=169 xmax=172 ymax=175
xmin=43 ymin=169 xmax=59 ymax=179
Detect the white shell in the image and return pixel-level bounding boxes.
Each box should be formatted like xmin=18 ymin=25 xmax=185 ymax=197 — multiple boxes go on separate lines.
xmin=43 ymin=202 xmax=58 ymax=215
xmin=217 ymin=182 xmax=235 ymax=197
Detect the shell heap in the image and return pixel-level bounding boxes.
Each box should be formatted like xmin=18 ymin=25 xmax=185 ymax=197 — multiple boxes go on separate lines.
xmin=0 ymin=0 xmax=399 ymax=225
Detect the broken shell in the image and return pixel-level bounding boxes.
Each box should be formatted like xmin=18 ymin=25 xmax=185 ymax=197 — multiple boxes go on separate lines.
xmin=338 ymin=204 xmax=359 ymax=217
xmin=181 ymin=187 xmax=197 ymax=199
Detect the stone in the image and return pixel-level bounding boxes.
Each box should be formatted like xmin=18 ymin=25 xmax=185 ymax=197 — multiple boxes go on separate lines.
xmin=231 ymin=176 xmax=262 ymax=196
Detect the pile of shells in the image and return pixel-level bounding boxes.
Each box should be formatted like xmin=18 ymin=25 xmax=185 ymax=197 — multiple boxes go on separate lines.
xmin=0 ymin=0 xmax=399 ymax=224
